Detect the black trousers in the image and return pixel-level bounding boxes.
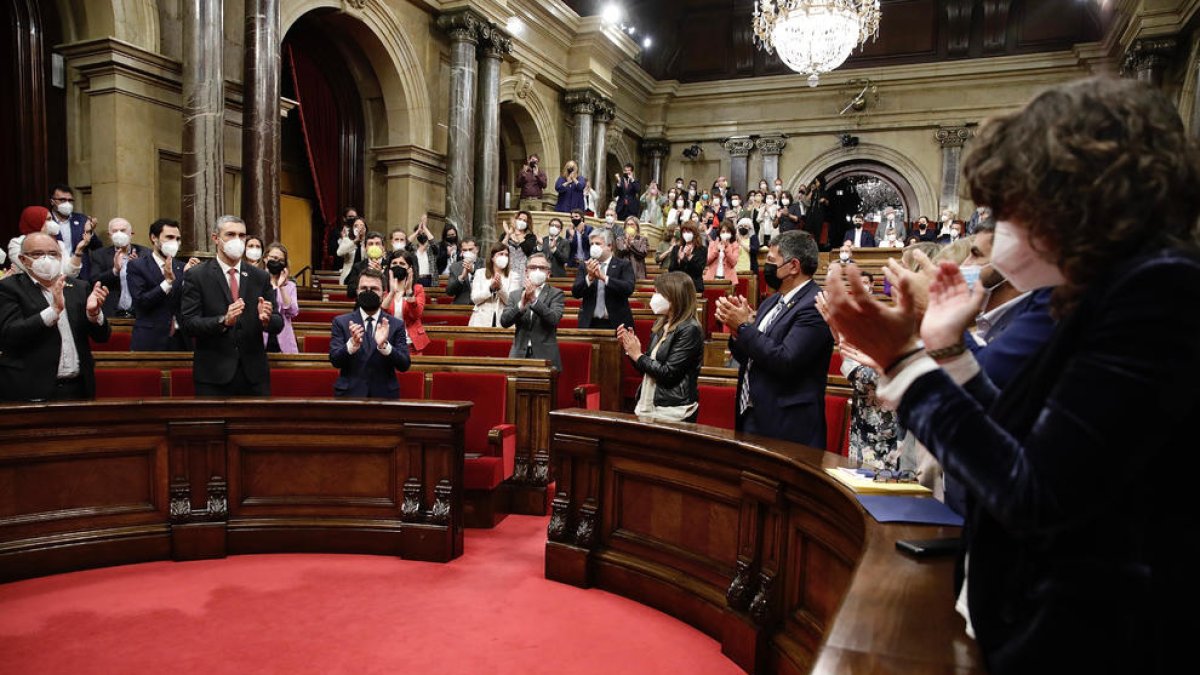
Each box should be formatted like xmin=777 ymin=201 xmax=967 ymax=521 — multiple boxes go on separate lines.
xmin=50 ymin=377 xmax=88 ymax=401
xmin=194 ymin=361 xmax=270 ymax=397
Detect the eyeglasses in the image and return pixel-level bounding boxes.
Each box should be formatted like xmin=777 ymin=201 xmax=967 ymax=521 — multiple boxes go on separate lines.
xmin=23 ymin=250 xmax=62 ymax=260
xmin=527 ymin=265 xmax=550 ymax=271
xmin=51 ymin=197 xmax=74 ymax=203
xmin=872 ymin=469 xmax=918 ymax=484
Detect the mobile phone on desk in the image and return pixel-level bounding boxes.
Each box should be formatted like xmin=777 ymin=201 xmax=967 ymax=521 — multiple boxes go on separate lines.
xmin=895 ymin=537 xmax=961 ymax=558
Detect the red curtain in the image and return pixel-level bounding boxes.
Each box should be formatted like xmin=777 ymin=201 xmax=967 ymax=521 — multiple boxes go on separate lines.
xmin=285 ymin=42 xmax=339 ymax=258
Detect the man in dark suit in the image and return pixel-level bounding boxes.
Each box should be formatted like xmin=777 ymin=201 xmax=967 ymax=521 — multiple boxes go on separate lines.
xmin=48 ymin=184 xmax=104 ymax=281
xmin=180 ymin=215 xmax=283 ymax=396
xmin=572 ymin=230 xmax=635 ymax=330
xmin=89 ymin=217 xmax=152 ymax=318
xmin=612 ymin=163 xmax=641 ymax=221
xmin=343 ymin=231 xmax=387 ymax=300
xmin=128 ymin=218 xmax=200 ymax=351
xmin=444 ymin=237 xmax=478 ymax=305
xmin=539 ymin=217 xmax=572 ymax=277
xmin=844 ymin=213 xmax=876 ymax=248
xmin=329 ymin=268 xmax=411 ymax=398
xmin=717 ymin=230 xmax=833 ymax=448
xmin=0 ymin=233 xmax=111 ymax=401
xmin=500 ymin=253 xmax=564 ymax=369
xmin=567 ymin=209 xmax=593 ymax=267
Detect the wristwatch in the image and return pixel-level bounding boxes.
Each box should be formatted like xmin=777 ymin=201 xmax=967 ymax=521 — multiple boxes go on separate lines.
xmin=926 ymin=342 xmax=967 ymax=360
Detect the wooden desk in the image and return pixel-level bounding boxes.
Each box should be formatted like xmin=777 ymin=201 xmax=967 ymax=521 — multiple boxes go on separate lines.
xmin=545 ymin=409 xmax=983 ymax=674
xmin=0 ymin=399 xmax=470 ymax=582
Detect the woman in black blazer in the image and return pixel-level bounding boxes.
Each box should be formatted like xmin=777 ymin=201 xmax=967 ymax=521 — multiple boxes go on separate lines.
xmin=820 ymin=77 xmax=1200 ymax=675
xmin=617 ymin=271 xmax=703 ymax=423
xmin=667 ymin=221 xmax=707 ymax=292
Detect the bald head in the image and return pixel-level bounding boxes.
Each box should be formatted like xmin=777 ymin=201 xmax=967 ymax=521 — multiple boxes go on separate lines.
xmin=22 ymin=232 xmax=57 ymax=254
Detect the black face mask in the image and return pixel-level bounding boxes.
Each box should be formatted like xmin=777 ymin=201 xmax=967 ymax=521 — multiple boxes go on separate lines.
xmin=416 ymin=234 xmax=428 ymax=245
xmin=391 ymin=266 xmax=409 ymax=281
xmin=738 ymin=228 xmax=750 ymax=237
xmin=266 ymin=260 xmax=285 ymax=275
xmin=445 ymin=235 xmax=457 ymax=244
xmin=763 ymin=262 xmax=788 ymax=291
xmin=571 ymin=217 xmax=582 ymax=226
xmin=345 ymin=216 xmax=357 ymax=225
xmin=356 ymin=289 xmax=382 ymax=313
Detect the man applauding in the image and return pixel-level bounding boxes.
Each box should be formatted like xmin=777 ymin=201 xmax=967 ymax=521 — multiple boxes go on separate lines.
xmin=329 ymin=269 xmax=411 ymax=398
xmin=0 ymin=233 xmax=111 ymax=401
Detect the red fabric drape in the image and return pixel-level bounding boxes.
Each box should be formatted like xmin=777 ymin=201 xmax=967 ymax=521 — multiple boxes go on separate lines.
xmin=286 ymin=43 xmax=340 ymax=265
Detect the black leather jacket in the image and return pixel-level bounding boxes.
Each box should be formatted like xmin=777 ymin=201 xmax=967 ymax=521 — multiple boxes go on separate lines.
xmin=634 ymin=318 xmax=703 ymax=407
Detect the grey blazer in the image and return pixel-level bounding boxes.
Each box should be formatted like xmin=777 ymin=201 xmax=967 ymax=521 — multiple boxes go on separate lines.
xmin=499 ymin=284 xmax=564 ymax=370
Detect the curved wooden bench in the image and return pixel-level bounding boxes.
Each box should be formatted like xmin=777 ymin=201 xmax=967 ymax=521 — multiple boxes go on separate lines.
xmin=545 ymin=409 xmax=982 ymax=673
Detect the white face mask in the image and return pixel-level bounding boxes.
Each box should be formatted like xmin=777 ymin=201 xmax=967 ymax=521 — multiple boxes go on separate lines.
xmin=959 ymin=264 xmax=981 ymax=289
xmin=56 ymin=202 xmax=73 ymax=217
xmin=649 ymin=292 xmax=670 ymax=315
xmin=392 ymin=241 xmax=405 ymax=251
xmin=839 ymin=251 xmax=851 ymax=261
xmin=774 ymin=185 xmax=782 ymax=192
xmin=222 ymin=237 xmax=246 ymax=260
xmin=245 ymin=246 xmax=263 ymax=262
xmin=682 ymin=231 xmax=694 ymax=243
xmin=781 ymin=199 xmax=790 ymax=206
xmin=675 ymin=201 xmax=685 ymax=209
xmin=44 ymin=220 xmax=61 ymax=237
xmin=463 ymin=250 xmax=477 ymax=264
xmin=720 ymin=232 xmax=732 ymax=241
xmin=765 ymin=197 xmax=775 ymax=205
xmin=111 ymin=231 xmax=131 ymax=248
xmin=160 ymin=240 xmax=181 ymax=258
xmin=548 ymin=226 xmax=561 ymax=237
xmin=516 ymin=219 xmax=528 ymax=231
xmin=528 ymin=269 xmax=547 ymax=286
xmin=991 ymin=221 xmax=1065 ymax=292
xmin=28 ymin=255 xmax=62 ymax=281
xmin=605 ymin=216 xmax=615 ymax=224
xmin=731 ymin=200 xmax=740 ymax=208
xmin=589 ymin=243 xmax=604 ymax=259
xmin=494 ymin=255 xmax=509 ymax=270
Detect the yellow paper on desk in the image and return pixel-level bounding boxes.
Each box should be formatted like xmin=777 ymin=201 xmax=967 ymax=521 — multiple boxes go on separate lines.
xmin=825 ymin=468 xmax=933 ymax=495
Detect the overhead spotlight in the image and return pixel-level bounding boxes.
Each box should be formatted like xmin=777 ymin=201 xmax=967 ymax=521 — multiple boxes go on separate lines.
xmin=839 ymin=134 xmax=860 ymax=148
xmin=601 ymin=3 xmax=623 ymax=25
xmin=642 ymin=37 xmax=652 ymax=49
xmin=681 ymin=143 xmax=703 ymax=159
xmin=505 ymin=16 xmax=525 ymax=36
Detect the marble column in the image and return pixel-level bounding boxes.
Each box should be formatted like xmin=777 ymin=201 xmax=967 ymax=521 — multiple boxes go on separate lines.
xmin=591 ymin=101 xmax=614 ymax=207
xmin=934 ymin=126 xmax=972 ymax=217
xmin=181 ymin=0 xmax=225 ymax=253
xmin=755 ymin=135 xmax=787 ymax=186
xmin=722 ymin=136 xmax=755 ymax=197
xmin=437 ymin=10 xmax=485 ymax=238
xmin=1122 ymin=37 xmax=1178 ymax=87
xmin=473 ymin=26 xmax=511 ymax=251
xmin=240 ymin=0 xmax=281 ymax=244
xmin=641 ymin=139 xmax=670 ymax=188
xmin=564 ymin=90 xmax=601 ymax=194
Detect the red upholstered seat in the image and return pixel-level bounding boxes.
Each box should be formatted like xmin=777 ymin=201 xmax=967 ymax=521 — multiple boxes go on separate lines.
xmin=90 ymin=332 xmax=132 ymax=352
xmin=304 ymin=334 xmax=332 ymax=354
xmin=397 ymin=371 xmax=425 ymax=399
xmin=423 ymin=339 xmax=447 ymax=356
xmin=628 ymin=300 xmax=645 ymax=310
xmin=169 ymin=369 xmax=194 ymax=397
xmin=825 ymin=393 xmax=852 ymax=456
xmin=620 ymin=319 xmax=656 ymax=404
xmin=434 ymin=295 xmax=455 ymax=304
xmin=697 ymin=385 xmax=736 ymax=430
xmin=430 ymin=373 xmax=514 ymax=492
xmin=453 ymin=339 xmax=511 ymax=358
xmin=703 ymin=288 xmax=726 ymax=337
xmin=557 ymin=341 xmax=598 ymax=409
xmin=271 ymin=368 xmax=338 ymax=397
xmin=559 ymin=316 xmax=579 ymax=329
xmin=95 ymin=368 xmax=162 ymax=399
xmin=828 ymin=350 xmax=844 ymax=375
xmin=565 ymin=298 xmax=582 ymax=308
xmin=294 ymin=310 xmax=343 ymax=324
xmin=425 ymin=313 xmax=470 ymax=327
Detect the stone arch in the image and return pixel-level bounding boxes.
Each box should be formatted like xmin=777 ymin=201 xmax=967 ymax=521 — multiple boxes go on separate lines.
xmin=498 ymin=79 xmax=561 ymax=172
xmin=786 ymin=142 xmax=936 ymax=218
xmin=59 ymin=0 xmax=158 ymax=50
xmin=282 ymin=0 xmax=431 ymax=148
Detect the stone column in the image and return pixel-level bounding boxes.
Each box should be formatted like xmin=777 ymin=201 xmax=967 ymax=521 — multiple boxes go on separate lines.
xmin=722 ymin=136 xmax=755 ymax=197
xmin=240 ymin=0 xmax=281 ymax=244
xmin=641 ymin=139 xmax=670 ymax=188
xmin=437 ymin=10 xmax=485 ymax=238
xmin=181 ymin=0 xmax=225 ymax=252
xmin=755 ymin=135 xmax=787 ymax=186
xmin=564 ymin=90 xmax=601 ymax=195
xmin=1122 ymin=37 xmax=1178 ymax=87
xmin=472 ymin=26 xmax=511 ymax=251
xmin=591 ymin=101 xmax=614 ymax=207
xmin=934 ymin=126 xmax=972 ymax=217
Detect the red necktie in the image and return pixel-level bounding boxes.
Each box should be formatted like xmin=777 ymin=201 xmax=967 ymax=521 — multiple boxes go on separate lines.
xmin=228 ymin=268 xmax=239 ymax=299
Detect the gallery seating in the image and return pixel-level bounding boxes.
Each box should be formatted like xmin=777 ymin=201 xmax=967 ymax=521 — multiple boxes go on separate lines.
xmin=430 ymin=372 xmax=515 ymax=528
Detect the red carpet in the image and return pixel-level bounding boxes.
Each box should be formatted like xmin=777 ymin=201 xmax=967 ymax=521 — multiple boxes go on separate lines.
xmin=0 ymin=516 xmax=742 ymax=674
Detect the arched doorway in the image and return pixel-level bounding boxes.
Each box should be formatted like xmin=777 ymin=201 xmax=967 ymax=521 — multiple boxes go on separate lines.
xmin=816 ymin=160 xmax=919 ymax=247
xmin=499 ymin=100 xmax=545 ymax=210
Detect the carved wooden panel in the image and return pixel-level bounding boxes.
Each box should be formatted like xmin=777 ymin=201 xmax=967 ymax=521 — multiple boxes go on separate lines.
xmin=232 ymin=441 xmax=397 ymax=509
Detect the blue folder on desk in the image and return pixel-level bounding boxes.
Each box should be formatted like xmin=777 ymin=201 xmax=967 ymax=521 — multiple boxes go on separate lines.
xmin=856 ymin=495 xmax=964 ymax=526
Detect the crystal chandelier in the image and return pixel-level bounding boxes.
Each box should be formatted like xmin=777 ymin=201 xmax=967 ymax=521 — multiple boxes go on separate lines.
xmin=752 ymin=1 xmax=881 ymax=87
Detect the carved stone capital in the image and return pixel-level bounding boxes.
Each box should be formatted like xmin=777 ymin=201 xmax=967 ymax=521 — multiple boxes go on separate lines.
xmin=755 ymin=136 xmax=787 ymax=156
xmin=935 ymin=126 xmax=972 ymax=148
xmin=478 ymin=25 xmax=513 ymax=60
xmin=593 ymin=100 xmax=616 ymax=124
xmin=1121 ymin=37 xmax=1179 ymax=79
xmin=641 ymin=138 xmax=670 ymax=158
xmin=565 ymin=89 xmax=604 ymax=117
xmin=436 ymin=9 xmax=486 ymax=44
xmin=722 ymin=136 xmax=755 ymax=158
xmin=344 ymin=0 xmax=367 ymax=10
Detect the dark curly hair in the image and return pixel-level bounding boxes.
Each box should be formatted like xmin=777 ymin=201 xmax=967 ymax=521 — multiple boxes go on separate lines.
xmin=963 ymin=76 xmax=1200 ymax=316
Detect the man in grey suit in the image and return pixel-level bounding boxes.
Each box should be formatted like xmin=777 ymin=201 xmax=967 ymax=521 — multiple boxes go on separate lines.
xmin=444 ymin=237 xmax=478 ymax=305
xmin=500 ymin=252 xmax=564 ymax=370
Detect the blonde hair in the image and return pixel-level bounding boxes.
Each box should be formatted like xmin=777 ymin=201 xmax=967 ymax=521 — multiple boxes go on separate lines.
xmin=562 ymin=160 xmax=578 ymax=178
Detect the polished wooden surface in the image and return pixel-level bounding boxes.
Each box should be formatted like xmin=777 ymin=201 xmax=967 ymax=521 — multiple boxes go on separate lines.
xmin=544 ymin=409 xmax=982 ymax=674
xmin=0 ymin=399 xmax=470 ymax=582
